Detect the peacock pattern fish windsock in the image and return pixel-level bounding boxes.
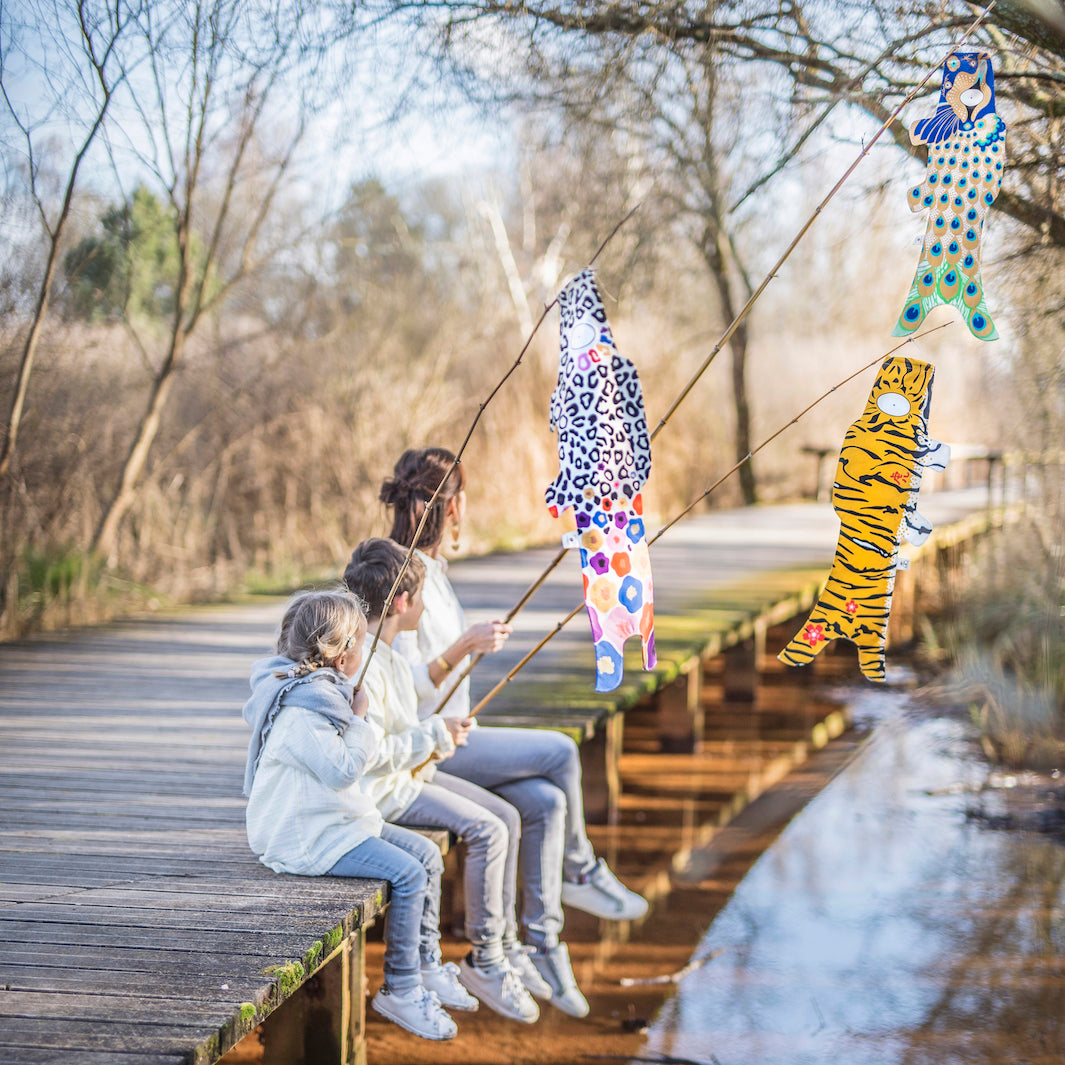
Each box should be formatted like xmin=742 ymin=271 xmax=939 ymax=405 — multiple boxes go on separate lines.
xmin=893 ymin=51 xmax=1006 ymax=341
xmin=778 ymin=357 xmax=950 ymax=682
xmin=546 ymin=268 xmax=656 ymax=692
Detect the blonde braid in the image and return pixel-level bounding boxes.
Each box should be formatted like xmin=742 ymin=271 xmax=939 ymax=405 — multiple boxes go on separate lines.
xmin=273 ymin=589 xmax=367 ymax=680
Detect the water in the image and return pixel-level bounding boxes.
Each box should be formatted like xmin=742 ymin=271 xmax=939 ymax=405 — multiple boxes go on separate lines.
xmin=642 ymin=689 xmax=1065 ymax=1065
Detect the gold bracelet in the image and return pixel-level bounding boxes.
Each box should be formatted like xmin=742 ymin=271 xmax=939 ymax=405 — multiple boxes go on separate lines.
xmin=434 ymin=654 xmax=454 ymax=675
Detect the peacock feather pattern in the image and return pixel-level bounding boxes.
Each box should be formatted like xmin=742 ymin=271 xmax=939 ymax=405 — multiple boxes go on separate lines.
xmin=778 ymin=357 xmax=950 ymax=682
xmin=893 ymin=51 xmax=1006 ymax=341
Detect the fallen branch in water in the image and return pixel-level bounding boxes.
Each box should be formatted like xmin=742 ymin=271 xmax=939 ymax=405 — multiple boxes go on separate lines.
xmin=618 ymin=946 xmax=726 ymax=986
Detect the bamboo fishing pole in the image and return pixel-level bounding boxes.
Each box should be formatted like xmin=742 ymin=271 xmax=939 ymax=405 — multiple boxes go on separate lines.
xmin=423 ymin=4 xmax=995 ymax=712
xmin=355 ymin=205 xmax=641 ymax=689
xmin=463 ymin=323 xmax=952 ymax=717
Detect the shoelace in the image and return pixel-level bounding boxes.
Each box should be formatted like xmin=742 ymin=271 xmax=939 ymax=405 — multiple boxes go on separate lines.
xmin=416 ymin=986 xmax=445 ymax=1016
xmin=500 ymin=966 xmax=529 ymax=1006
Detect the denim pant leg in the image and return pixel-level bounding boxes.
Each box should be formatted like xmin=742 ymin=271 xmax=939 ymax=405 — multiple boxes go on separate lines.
xmin=397 ymin=780 xmax=515 ymax=964
xmin=430 ymin=770 xmax=522 ymax=948
xmin=327 ymin=827 xmax=441 ymax=992
xmin=379 ymin=821 xmax=445 ymax=970
xmin=440 ymin=727 xmax=597 ymax=880
xmin=439 ymin=727 xmax=598 ymax=948
xmin=493 ymin=775 xmax=565 ymax=950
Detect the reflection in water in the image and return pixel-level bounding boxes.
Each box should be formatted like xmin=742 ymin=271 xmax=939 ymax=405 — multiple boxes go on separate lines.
xmin=641 ymin=702 xmax=1065 ymax=1065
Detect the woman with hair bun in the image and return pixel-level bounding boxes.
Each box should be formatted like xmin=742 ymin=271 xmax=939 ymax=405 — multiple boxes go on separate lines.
xmin=379 ymin=446 xmax=648 ymax=1017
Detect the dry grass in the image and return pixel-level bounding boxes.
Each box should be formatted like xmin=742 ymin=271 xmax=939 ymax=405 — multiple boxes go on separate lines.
xmin=0 ymin=199 xmax=1004 ymax=641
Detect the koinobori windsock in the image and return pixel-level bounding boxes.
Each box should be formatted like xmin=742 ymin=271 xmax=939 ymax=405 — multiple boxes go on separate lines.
xmin=546 ymin=269 xmax=656 ymax=692
xmin=893 ymin=51 xmax=1006 ymax=341
xmin=778 ymin=357 xmax=950 ymax=682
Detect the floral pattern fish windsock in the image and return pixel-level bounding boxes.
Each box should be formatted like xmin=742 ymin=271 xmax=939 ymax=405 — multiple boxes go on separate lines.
xmin=778 ymin=357 xmax=950 ymax=682
xmin=546 ymin=269 xmax=656 ymax=692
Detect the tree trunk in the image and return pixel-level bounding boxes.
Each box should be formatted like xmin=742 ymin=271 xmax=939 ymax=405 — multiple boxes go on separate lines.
xmin=92 ymin=332 xmax=184 ymax=564
xmin=0 ymin=266 xmax=56 ymax=478
xmin=702 ymin=223 xmax=757 ymax=505
xmin=0 ymin=110 xmax=108 ymax=477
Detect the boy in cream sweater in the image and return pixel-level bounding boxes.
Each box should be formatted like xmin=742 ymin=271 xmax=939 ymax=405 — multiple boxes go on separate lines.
xmin=347 ymin=539 xmax=546 ymax=1024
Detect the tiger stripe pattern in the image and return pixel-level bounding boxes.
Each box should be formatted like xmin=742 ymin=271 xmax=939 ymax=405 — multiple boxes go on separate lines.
xmin=778 ymin=357 xmax=950 ymax=682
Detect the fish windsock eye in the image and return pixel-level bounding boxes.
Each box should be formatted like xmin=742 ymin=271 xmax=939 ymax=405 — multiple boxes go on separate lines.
xmin=876 ymin=392 xmax=911 ymax=417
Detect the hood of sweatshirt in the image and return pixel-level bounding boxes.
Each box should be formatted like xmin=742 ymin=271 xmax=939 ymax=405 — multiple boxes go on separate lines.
xmin=241 ymin=655 xmax=355 ymax=797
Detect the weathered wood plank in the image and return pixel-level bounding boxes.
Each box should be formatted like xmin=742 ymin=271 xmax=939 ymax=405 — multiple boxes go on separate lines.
xmin=0 ymin=1050 xmax=185 ymax=1065
xmin=0 ymin=967 xmax=268 ymax=998
xmin=0 ymin=989 xmax=238 ymax=1025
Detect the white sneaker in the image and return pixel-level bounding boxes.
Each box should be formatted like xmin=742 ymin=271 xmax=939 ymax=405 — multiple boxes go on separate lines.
xmin=506 ymin=944 xmax=553 ymax=1000
xmin=458 ymin=954 xmax=540 ymax=1023
xmin=421 ymin=961 xmax=479 ymax=1012
xmin=371 ymin=984 xmax=457 ymax=1040
xmin=561 ymin=858 xmax=649 ymax=920
xmin=529 ymin=943 xmax=589 ymax=1018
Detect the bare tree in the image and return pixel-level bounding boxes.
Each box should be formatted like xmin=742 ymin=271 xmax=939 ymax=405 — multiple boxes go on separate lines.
xmin=0 ymin=0 xmax=136 ymax=477
xmin=91 ymin=0 xmax=358 ymax=562
xmin=394 ymin=0 xmax=1065 ymax=250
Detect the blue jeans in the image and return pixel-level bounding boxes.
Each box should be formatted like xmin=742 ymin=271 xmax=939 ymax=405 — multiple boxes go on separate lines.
xmin=397 ymin=776 xmax=521 ymax=966
xmin=437 ymin=726 xmax=597 ymax=950
xmin=327 ymin=823 xmax=443 ymax=992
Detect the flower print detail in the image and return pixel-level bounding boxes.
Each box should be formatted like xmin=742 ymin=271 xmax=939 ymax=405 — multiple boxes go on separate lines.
xmin=802 ymin=623 xmax=826 ymax=647
xmin=582 ymin=528 xmax=605 ymax=552
xmin=619 ymin=575 xmax=643 ymax=614
xmin=588 ymin=577 xmax=619 ymax=614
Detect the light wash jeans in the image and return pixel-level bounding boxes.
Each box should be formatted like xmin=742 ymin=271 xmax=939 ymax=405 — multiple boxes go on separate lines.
xmin=397 ymin=775 xmax=521 ymax=967
xmin=327 ymin=822 xmax=443 ymax=992
xmin=437 ymin=726 xmax=597 ymax=950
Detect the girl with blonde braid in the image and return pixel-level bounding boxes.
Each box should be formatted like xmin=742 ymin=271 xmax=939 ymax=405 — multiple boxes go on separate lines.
xmin=241 ymin=588 xmax=468 ymax=1041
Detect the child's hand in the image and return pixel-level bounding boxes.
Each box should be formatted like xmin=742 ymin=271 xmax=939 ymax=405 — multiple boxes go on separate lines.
xmin=465 ymin=620 xmax=511 ymax=655
xmin=352 ymin=687 xmax=369 ymax=720
xmin=444 ymin=716 xmax=473 ymax=747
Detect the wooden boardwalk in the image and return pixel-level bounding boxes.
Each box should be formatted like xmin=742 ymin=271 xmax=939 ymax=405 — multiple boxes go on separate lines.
xmin=0 ymin=490 xmax=991 ymax=1064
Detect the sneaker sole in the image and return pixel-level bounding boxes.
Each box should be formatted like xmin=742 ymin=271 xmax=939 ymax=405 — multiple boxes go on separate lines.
xmin=547 ymin=996 xmax=590 ymax=1018
xmin=371 ymin=997 xmax=457 ymax=1041
xmin=559 ymin=892 xmax=648 ymax=921
xmin=433 ymin=995 xmax=479 ymax=1013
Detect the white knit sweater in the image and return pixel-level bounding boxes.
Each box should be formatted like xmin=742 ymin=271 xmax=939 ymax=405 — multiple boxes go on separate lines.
xmin=360 ymin=635 xmax=455 ymax=820
xmin=393 ymin=550 xmax=472 ymax=721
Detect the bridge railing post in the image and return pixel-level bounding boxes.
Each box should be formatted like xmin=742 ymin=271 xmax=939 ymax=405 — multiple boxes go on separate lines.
xmin=656 ymin=658 xmax=703 ymax=753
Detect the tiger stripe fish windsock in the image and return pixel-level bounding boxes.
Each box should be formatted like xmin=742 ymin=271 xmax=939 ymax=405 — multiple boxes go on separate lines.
xmin=778 ymin=357 xmax=950 ymax=682
xmin=893 ymin=51 xmax=1005 ymax=341
xmin=546 ymin=268 xmax=656 ymax=693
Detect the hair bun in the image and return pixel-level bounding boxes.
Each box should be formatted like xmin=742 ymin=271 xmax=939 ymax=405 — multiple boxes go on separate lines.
xmin=378 ymin=477 xmax=407 ymax=506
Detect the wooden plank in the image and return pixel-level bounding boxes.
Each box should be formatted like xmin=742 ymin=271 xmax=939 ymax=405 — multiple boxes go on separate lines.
xmin=0 ymin=967 xmax=267 ymax=998
xmin=0 ymin=1050 xmax=184 ymax=1065
xmin=0 ymin=1017 xmax=220 ymax=1050
xmin=0 ymin=989 xmax=235 ymax=1026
